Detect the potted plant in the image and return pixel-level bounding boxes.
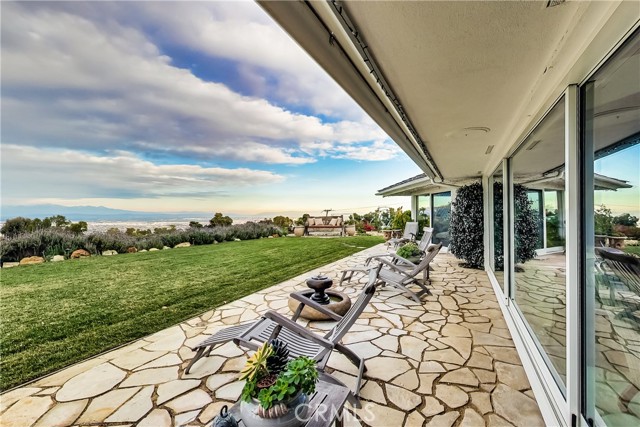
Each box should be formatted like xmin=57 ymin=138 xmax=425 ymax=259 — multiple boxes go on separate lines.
xmin=239 ymin=340 xmax=318 ymax=427
xmin=381 ymin=225 xmax=392 ymax=241
xmin=396 ymin=242 xmax=422 ymax=263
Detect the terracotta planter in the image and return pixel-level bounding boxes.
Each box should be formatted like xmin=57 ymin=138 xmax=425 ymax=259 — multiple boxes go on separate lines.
xmin=382 ymin=230 xmax=392 ymax=241
xmin=345 ymin=225 xmax=356 ymax=236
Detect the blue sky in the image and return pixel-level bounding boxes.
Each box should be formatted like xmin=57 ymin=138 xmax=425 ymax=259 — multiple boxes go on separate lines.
xmin=0 ymin=1 xmax=420 ymax=217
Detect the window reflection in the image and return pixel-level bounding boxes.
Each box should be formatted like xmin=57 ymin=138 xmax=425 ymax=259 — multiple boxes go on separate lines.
xmin=584 ymin=28 xmax=640 ymax=426
xmin=490 ymin=165 xmax=504 ymax=286
xmin=511 ymin=98 xmax=567 ymax=388
xmin=432 ymin=191 xmax=451 ymax=246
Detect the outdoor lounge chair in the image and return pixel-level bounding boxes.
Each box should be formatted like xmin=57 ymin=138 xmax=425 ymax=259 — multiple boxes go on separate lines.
xmin=185 ymin=265 xmax=384 ymax=405
xmin=364 ymin=227 xmax=434 ymax=266
xmin=388 ymin=221 xmax=419 ymax=248
xmin=340 ymin=243 xmax=443 ymax=304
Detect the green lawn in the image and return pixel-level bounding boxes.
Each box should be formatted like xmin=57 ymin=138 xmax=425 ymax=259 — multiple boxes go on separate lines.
xmin=623 ymin=245 xmax=640 ymax=256
xmin=0 ymin=236 xmax=382 ymax=391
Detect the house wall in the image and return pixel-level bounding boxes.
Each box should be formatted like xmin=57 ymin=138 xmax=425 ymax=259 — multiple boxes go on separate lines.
xmin=482 ymin=15 xmax=640 ymax=427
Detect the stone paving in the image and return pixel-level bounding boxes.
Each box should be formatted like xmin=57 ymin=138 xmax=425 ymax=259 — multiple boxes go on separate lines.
xmin=1 ymin=244 xmax=545 ymax=427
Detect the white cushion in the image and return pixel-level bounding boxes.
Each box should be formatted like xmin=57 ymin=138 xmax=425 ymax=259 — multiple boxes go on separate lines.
xmin=329 ymin=218 xmax=338 ymax=226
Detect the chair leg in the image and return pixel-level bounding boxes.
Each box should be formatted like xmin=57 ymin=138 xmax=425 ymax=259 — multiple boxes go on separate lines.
xmin=319 ymin=372 xmax=361 ymax=409
xmin=335 ymin=343 xmax=366 ymax=373
xmin=184 ymin=347 xmax=206 ymax=374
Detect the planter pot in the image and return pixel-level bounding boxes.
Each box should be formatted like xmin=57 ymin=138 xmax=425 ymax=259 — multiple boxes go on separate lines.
xmin=382 ymin=230 xmax=392 ymax=241
xmin=293 ymin=226 xmax=305 ymax=237
xmin=345 ymin=225 xmax=356 ymax=236
xmin=240 ymin=392 xmax=309 ymax=427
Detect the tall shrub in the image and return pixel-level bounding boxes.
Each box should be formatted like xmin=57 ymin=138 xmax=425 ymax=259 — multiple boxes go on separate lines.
xmin=449 ymin=181 xmax=539 ymax=269
xmin=449 ymin=183 xmax=484 ymax=268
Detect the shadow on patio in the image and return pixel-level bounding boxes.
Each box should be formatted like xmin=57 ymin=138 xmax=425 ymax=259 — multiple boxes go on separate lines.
xmin=0 ymin=244 xmax=544 ymax=427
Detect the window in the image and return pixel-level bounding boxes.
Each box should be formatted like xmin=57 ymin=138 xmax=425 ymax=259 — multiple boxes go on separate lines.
xmin=490 ymin=164 xmax=505 ymax=286
xmin=432 ymin=191 xmax=451 ymax=246
xmin=583 ymin=28 xmax=640 ymax=427
xmin=511 ymin=97 xmax=568 ymax=388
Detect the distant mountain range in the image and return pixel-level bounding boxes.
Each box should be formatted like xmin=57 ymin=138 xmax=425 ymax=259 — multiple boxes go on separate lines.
xmin=0 ymin=204 xmax=212 ymax=221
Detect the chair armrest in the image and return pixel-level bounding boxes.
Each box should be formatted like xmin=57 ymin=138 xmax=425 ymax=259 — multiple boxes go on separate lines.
xmin=289 ymin=291 xmax=344 ymax=321
xmin=263 ymin=311 xmax=335 ymax=349
xmin=377 ymin=258 xmax=408 ymax=274
xmin=389 ymin=254 xmax=418 ymax=267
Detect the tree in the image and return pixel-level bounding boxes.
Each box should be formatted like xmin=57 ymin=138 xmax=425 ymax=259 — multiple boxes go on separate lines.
xmin=209 ymin=213 xmax=233 ymax=227
xmin=189 ymin=221 xmax=203 ymax=228
xmin=47 ymin=215 xmax=69 ymax=228
xmin=0 ymin=217 xmax=33 ymax=237
xmin=67 ymin=221 xmax=88 ymax=234
xmin=272 ymin=216 xmax=292 ymax=229
xmin=295 ymin=213 xmax=310 ymax=226
xmin=613 ymin=213 xmax=638 ymax=227
xmin=594 ymin=205 xmax=613 ymax=235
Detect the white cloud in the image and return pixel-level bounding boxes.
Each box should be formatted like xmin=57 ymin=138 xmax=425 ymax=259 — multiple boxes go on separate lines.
xmin=0 ymin=144 xmax=284 ymax=200
xmin=1 ymin=2 xmax=392 ymax=166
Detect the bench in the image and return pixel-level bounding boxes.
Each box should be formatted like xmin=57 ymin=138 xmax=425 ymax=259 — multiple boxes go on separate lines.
xmin=306 ymin=215 xmax=345 ymax=236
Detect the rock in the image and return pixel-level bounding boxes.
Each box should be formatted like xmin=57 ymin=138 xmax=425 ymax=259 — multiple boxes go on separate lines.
xmin=51 ymin=255 xmax=65 ymax=262
xmin=127 ymin=247 xmax=138 ymax=253
xmin=70 ymin=249 xmax=91 ymax=259
xmin=174 ymin=242 xmax=191 ymax=248
xmin=57 ymin=363 xmax=126 ymax=402
xmin=162 ymin=246 xmax=171 ymax=250
xmin=2 ymin=262 xmax=19 ymax=268
xmin=492 ymin=383 xmax=543 ymax=426
xmin=102 ymin=250 xmax=118 ymax=256
xmin=139 ymin=249 xmax=148 ymax=252
xmin=234 ymin=238 xmax=241 ymax=242
xmin=149 ymin=248 xmax=160 ymax=252
xmin=20 ymin=256 xmax=45 ymax=265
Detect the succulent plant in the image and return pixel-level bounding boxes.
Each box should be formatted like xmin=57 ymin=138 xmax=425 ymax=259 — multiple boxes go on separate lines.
xmin=266 ymin=339 xmax=290 ymax=375
xmin=239 ymin=342 xmax=273 ymax=381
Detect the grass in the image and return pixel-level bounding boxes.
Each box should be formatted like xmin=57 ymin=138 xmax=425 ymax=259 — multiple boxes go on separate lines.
xmin=623 ymin=245 xmax=640 ymax=256
xmin=0 ymin=235 xmax=383 ymax=391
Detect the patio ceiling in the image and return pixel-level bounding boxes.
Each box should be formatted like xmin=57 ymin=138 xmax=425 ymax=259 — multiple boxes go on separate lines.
xmin=259 ymin=1 xmax=636 ymax=180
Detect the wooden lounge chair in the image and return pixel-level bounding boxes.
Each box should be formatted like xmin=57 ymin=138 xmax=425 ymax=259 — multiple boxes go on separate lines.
xmin=185 ymin=265 xmax=383 ymax=405
xmin=340 ymin=243 xmax=442 ymax=303
xmin=233 ymin=265 xmax=383 ymax=405
xmin=364 ymin=227 xmax=434 ymax=266
xmin=388 ymin=221 xmax=419 ymax=248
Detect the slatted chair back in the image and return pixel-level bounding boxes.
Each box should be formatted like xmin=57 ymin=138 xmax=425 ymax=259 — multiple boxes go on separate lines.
xmin=328 ymin=264 xmax=383 ymax=342
xmin=405 ymin=242 xmax=442 ymax=279
xmin=598 ymin=249 xmax=640 ymax=295
xmin=417 ymin=227 xmax=434 ymax=252
xmin=402 ymin=222 xmax=419 ymax=240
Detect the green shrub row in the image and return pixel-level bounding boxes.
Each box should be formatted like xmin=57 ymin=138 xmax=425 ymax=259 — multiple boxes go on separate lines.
xmin=0 ymin=223 xmax=284 ymax=262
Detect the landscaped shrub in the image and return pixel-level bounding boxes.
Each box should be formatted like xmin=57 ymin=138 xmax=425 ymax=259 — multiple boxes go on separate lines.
xmin=448 ymin=181 xmax=539 ymax=270
xmin=0 ymin=223 xmax=285 ymax=262
xmin=449 ymin=182 xmax=484 ymax=268
xmin=0 ymin=228 xmax=95 ymax=261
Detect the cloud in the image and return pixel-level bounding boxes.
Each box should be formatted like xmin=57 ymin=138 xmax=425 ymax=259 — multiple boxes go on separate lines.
xmin=1 ymin=144 xmax=284 ymax=200
xmin=1 ymin=2 xmax=392 ymax=168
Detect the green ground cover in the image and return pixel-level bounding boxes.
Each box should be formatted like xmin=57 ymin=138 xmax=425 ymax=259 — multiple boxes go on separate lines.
xmin=0 ymin=236 xmax=382 ymax=391
xmin=623 ymin=245 xmax=640 ymax=256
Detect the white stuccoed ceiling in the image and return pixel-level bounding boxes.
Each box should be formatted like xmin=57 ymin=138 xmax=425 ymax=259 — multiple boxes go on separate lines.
xmin=259 ymin=1 xmax=639 ymax=181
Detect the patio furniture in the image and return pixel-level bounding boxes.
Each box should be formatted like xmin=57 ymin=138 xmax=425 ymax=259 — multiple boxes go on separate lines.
xmin=388 ymin=221 xmax=419 ymax=248
xmin=228 ymin=379 xmax=351 ymax=427
xmin=595 ymin=247 xmax=640 ymax=319
xmin=305 ymin=215 xmax=345 ymax=236
xmin=233 ymin=265 xmax=383 ymax=405
xmin=340 ymin=243 xmax=442 ymax=303
xmin=364 ymin=227 xmax=434 ymax=266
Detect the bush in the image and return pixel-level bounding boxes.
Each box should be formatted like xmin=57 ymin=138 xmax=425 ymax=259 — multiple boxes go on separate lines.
xmin=448 ymin=181 xmax=539 ymax=270
xmin=449 ymin=182 xmax=484 ymax=268
xmin=0 ymin=223 xmax=285 ymax=262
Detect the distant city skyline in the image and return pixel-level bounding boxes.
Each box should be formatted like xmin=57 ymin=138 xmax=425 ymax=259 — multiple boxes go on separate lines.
xmin=1 ymin=2 xmax=419 ymax=216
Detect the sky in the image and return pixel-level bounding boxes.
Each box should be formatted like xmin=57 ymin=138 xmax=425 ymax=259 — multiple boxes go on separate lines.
xmin=0 ymin=1 xmax=420 ymax=218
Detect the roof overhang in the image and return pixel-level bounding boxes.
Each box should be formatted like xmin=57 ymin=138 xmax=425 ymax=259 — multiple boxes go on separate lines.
xmin=259 ymin=1 xmax=639 ymax=181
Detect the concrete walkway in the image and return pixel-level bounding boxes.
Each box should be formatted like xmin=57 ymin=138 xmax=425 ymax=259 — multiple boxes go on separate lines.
xmin=0 ymin=244 xmax=545 ymax=426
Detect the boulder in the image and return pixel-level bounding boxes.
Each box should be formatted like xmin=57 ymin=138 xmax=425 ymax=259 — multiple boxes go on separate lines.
xmin=139 ymin=249 xmax=148 ymax=252
xmin=20 ymin=256 xmax=45 ymax=265
xmin=126 ymin=247 xmax=138 ymax=253
xmin=162 ymin=246 xmax=171 ymax=250
xmin=71 ymin=249 xmax=91 ymax=259
xmin=149 ymin=248 xmax=160 ymax=252
xmin=174 ymin=242 xmax=191 ymax=248
xmin=233 ymin=238 xmax=241 ymax=242
xmin=2 ymin=262 xmax=19 ymax=268
xmin=102 ymin=250 xmax=118 ymax=256
xmin=52 ymin=255 xmax=65 ymax=262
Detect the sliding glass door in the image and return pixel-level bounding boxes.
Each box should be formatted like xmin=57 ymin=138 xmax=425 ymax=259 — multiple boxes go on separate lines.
xmin=583 ymin=28 xmax=640 ymax=427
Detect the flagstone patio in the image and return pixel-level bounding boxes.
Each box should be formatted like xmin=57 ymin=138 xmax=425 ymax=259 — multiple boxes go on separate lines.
xmin=0 ymin=244 xmax=545 ymax=427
